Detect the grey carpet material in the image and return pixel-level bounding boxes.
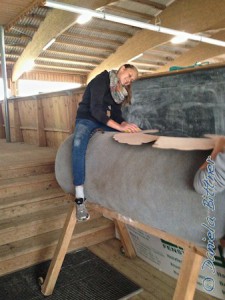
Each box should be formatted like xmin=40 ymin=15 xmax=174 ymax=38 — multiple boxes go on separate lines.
xmin=55 ymin=133 xmax=225 ymax=248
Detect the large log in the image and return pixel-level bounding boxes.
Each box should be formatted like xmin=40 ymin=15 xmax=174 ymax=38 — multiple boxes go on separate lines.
xmin=55 ymin=132 xmax=225 ymax=248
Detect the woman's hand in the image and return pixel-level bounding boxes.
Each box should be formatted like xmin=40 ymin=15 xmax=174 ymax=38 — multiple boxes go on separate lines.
xmin=106 ymin=119 xmax=141 ymax=132
xmin=119 ymin=121 xmax=141 ymax=133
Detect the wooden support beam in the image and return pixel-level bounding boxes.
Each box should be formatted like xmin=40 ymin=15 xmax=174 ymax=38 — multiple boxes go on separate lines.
xmin=114 ymin=219 xmax=136 ymax=258
xmin=88 ymin=203 xmax=206 ymax=299
xmin=36 ymin=99 xmax=47 ymax=146
xmin=173 ymin=247 xmax=203 ymax=300
xmin=13 ymin=101 xmax=23 ymax=142
xmin=0 ymin=103 xmax=6 ymax=139
xmin=41 ymin=204 xmax=77 ymax=296
xmin=88 ymin=203 xmax=206 ymax=257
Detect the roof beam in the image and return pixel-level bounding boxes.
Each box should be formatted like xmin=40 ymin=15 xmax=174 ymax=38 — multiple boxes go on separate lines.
xmin=129 ymin=0 xmax=167 ymax=11
xmin=61 ymin=32 xmax=122 ymax=47
xmin=12 ymin=0 xmax=117 ymax=82
xmin=88 ymin=0 xmax=225 ymax=81
xmin=104 ymin=5 xmax=155 ymax=21
xmin=44 ymin=48 xmax=106 ymax=60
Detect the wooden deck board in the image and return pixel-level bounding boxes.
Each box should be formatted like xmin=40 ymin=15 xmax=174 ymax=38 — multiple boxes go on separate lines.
xmin=89 ymin=239 xmax=218 ymax=300
xmin=0 ymin=139 xmax=56 ymax=168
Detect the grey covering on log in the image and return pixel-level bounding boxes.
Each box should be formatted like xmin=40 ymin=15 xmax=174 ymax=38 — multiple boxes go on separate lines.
xmin=55 ymin=132 xmax=225 ymax=248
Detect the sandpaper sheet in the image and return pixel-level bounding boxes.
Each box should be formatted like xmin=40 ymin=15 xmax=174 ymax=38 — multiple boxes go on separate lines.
xmin=113 ymin=130 xmax=215 ymax=150
xmin=113 ymin=130 xmax=158 ymax=145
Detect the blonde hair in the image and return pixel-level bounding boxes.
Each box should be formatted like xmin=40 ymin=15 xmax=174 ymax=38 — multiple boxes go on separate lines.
xmin=118 ymin=64 xmax=138 ymax=106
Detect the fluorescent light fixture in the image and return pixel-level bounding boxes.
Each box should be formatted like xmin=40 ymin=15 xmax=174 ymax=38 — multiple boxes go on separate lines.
xmin=43 ymin=38 xmax=56 ymax=51
xmin=128 ymin=53 xmax=143 ymax=62
xmin=171 ymin=35 xmax=188 ymax=44
xmin=45 ymin=0 xmax=225 ymax=48
xmin=76 ymin=14 xmax=92 ymax=24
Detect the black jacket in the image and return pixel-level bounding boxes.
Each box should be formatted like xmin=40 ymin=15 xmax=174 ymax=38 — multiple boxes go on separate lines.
xmin=76 ymin=70 xmax=125 ymax=124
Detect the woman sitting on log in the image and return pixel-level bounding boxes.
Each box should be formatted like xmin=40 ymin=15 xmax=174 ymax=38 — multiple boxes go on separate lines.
xmin=72 ymin=64 xmax=141 ymax=221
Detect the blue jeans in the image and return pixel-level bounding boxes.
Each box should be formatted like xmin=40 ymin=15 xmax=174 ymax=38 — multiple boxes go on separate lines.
xmin=72 ymin=119 xmax=116 ymax=186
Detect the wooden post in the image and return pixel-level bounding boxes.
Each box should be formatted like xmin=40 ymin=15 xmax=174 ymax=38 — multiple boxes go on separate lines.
xmin=13 ymin=100 xmax=23 ymax=142
xmin=0 ymin=102 xmax=5 ymax=139
xmin=41 ymin=203 xmax=77 ymax=296
xmin=36 ymin=98 xmax=47 ymax=146
xmin=173 ymin=247 xmax=203 ymax=300
xmin=114 ymin=220 xmax=136 ymax=258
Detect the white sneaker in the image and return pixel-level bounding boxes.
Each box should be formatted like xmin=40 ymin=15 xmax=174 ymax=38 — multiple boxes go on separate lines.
xmin=75 ymin=198 xmax=90 ymax=221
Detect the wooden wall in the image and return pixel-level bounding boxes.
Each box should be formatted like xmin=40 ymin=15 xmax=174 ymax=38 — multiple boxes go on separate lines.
xmin=0 ymin=87 xmax=85 ymax=148
xmin=19 ymin=71 xmax=87 ymax=84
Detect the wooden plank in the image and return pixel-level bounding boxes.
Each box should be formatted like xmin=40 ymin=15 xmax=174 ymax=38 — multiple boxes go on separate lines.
xmin=0 ymin=139 xmax=56 ymax=168
xmin=41 ymin=204 xmax=77 ymax=296
xmin=89 ymin=205 xmax=207 ymax=299
xmin=114 ymin=219 xmax=136 ymax=258
xmin=0 ymin=187 xmax=63 ymax=209
xmin=0 ymin=192 xmax=68 ymax=220
xmin=0 ymin=102 xmax=5 ymax=139
xmin=88 ymin=203 xmax=206 ymax=257
xmin=0 ymin=162 xmax=54 ymax=180
xmin=36 ymin=99 xmax=47 ymax=146
xmin=4 ymin=89 xmax=84 ymax=146
xmin=0 ymin=206 xmax=102 ymax=246
xmin=89 ymin=239 xmax=214 ymax=300
xmin=0 ymin=216 xmax=111 ymax=261
xmin=173 ymin=247 xmax=203 ymax=300
xmin=0 ymin=218 xmax=115 ymax=276
xmin=0 ymin=206 xmax=69 ymax=246
xmin=0 ymin=173 xmax=59 ymax=198
xmin=89 ymin=239 xmax=175 ymax=300
xmin=13 ymin=101 xmax=23 ymax=142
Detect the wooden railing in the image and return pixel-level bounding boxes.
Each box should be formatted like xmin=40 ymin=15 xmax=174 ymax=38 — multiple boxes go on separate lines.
xmin=0 ymin=87 xmax=85 ymax=147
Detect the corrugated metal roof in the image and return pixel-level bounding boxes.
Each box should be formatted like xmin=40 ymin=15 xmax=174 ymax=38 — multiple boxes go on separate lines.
xmin=1 ymin=0 xmax=225 ymax=77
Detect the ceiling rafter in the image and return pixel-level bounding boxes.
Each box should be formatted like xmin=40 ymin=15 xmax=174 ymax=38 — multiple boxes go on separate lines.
xmin=61 ymin=32 xmax=122 ymax=47
xmin=104 ymin=5 xmax=155 ymax=21
xmin=100 ymin=0 xmax=166 ymax=11
xmin=11 ymin=24 xmax=38 ymax=33
xmin=34 ymin=63 xmax=93 ymax=73
xmin=5 ymin=43 xmax=27 ymax=48
xmin=129 ymin=0 xmax=166 ymax=11
xmin=37 ymin=56 xmax=99 ymax=67
xmin=5 ymin=33 xmax=32 ymax=40
xmin=43 ymin=49 xmax=106 ymax=61
xmin=54 ymin=40 xmax=114 ymax=52
xmin=72 ymin=25 xmax=133 ymax=38
xmin=21 ymin=14 xmax=46 ymax=23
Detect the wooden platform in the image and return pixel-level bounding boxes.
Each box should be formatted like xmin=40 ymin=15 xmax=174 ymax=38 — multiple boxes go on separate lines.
xmin=0 ymin=139 xmax=115 ymax=275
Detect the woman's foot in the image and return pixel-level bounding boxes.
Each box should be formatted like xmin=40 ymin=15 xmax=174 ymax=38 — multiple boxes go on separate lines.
xmin=75 ymin=198 xmax=90 ymax=221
